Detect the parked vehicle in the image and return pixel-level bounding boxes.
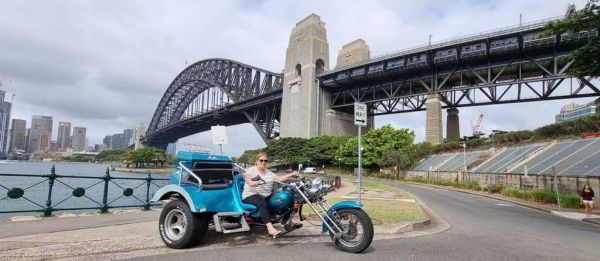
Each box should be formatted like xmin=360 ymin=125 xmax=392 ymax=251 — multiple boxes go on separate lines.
xmin=152 ymin=149 xmax=373 ymax=253
xmin=303 ymin=167 xmax=317 ymax=174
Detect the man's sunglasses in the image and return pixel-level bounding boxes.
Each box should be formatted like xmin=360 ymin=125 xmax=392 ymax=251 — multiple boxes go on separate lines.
xmin=259 ymin=159 xmax=269 ymax=163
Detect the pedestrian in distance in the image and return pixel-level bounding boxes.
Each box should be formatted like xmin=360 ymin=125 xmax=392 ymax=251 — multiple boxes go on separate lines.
xmin=580 ymin=184 xmax=595 ymax=218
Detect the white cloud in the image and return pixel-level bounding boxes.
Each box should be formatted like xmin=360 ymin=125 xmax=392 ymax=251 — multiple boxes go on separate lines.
xmin=0 ymin=0 xmax=594 ymax=156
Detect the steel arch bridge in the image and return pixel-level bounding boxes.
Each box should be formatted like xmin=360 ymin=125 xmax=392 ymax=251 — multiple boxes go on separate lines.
xmin=144 ymin=58 xmax=283 ymax=148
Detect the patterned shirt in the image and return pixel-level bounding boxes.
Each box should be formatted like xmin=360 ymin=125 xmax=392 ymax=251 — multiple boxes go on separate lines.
xmin=241 ymin=166 xmax=277 ymax=199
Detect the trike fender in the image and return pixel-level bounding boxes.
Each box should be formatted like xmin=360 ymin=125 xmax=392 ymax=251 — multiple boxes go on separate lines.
xmin=322 ymin=200 xmax=364 ymax=233
xmin=151 ymin=184 xmax=199 ymax=212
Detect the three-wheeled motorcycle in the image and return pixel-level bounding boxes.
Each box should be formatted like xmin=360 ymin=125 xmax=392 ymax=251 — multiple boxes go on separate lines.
xmin=152 ymin=149 xmax=374 ymax=253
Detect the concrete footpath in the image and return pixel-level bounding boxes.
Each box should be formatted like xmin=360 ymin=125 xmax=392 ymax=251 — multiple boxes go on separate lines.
xmin=0 ymin=182 xmax=443 ymax=261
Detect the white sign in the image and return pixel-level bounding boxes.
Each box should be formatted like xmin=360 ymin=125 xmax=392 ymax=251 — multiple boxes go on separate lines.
xmin=354 ymin=103 xmax=367 ymax=127
xmin=211 ymin=126 xmax=228 ymax=145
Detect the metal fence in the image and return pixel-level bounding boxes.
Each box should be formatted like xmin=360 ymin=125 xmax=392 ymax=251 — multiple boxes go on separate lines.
xmin=0 ymin=165 xmax=169 ymax=217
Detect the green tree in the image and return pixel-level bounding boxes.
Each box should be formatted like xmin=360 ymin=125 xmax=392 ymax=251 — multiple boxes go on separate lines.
xmin=96 ymin=148 xmax=129 ymax=162
xmin=306 ymin=135 xmax=351 ymax=166
xmin=544 ymin=2 xmax=600 ymax=77
xmin=238 ymin=149 xmax=263 ymax=165
xmin=122 ymin=147 xmax=167 ymax=168
xmin=378 ymin=150 xmax=411 ymax=178
xmin=335 ymin=125 xmax=415 ymax=167
xmin=266 ymin=137 xmax=311 ymax=165
xmin=335 ymin=136 xmax=359 ymax=166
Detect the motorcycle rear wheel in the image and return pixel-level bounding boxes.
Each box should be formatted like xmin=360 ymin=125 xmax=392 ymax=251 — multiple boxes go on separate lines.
xmin=159 ymin=199 xmax=209 ymax=249
xmin=329 ymin=208 xmax=373 ymax=253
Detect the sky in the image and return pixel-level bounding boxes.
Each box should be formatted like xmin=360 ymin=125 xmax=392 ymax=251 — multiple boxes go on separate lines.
xmin=0 ymin=0 xmax=596 ymax=156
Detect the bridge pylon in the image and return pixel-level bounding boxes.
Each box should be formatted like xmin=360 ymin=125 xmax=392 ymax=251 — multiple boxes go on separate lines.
xmin=426 ymin=93 xmax=443 ymax=145
xmin=280 ymin=14 xmax=362 ymax=139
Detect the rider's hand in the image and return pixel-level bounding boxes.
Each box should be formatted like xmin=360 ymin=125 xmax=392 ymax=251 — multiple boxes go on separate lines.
xmin=290 ymin=171 xmax=300 ymax=179
xmin=249 ymin=180 xmax=261 ymax=187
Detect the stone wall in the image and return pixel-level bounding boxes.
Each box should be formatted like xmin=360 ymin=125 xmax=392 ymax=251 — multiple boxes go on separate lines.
xmin=401 ymin=170 xmax=600 ymax=207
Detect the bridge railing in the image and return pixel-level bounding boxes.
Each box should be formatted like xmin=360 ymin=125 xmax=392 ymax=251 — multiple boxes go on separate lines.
xmin=0 ymin=165 xmax=170 ymax=218
xmin=324 ymin=15 xmax=565 ymax=75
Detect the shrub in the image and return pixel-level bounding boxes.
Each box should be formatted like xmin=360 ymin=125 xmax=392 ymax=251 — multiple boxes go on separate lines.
xmin=530 ymin=189 xmax=557 ymax=204
xmin=559 ymin=192 xmax=582 ymax=209
xmin=502 ymin=187 xmax=516 ymax=197
xmin=467 ymin=181 xmax=481 ymax=191
xmin=518 ymin=190 xmax=532 ymax=201
xmin=485 ymin=183 xmax=504 ymax=194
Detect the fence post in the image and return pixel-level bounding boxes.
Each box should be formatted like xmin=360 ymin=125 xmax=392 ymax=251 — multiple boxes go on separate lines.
xmin=43 ymin=165 xmax=57 ymax=217
xmin=101 ymin=168 xmax=110 ymax=213
xmin=144 ymin=173 xmax=152 ymax=211
xmin=519 ymin=175 xmax=522 ymax=189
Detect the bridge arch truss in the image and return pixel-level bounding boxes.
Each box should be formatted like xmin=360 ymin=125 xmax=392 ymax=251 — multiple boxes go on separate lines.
xmin=145 ymin=58 xmax=282 ymax=148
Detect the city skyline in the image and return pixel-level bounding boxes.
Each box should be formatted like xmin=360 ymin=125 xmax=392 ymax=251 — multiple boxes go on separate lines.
xmin=0 ymin=111 xmax=135 ymax=155
xmin=0 ymin=0 xmax=597 ymax=156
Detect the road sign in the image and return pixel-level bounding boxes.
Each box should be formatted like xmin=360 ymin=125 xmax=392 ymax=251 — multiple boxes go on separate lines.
xmin=354 ymin=103 xmax=367 ymax=127
xmin=211 ymin=125 xmax=228 ymax=145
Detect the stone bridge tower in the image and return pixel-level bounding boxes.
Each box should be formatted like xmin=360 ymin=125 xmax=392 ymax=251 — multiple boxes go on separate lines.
xmin=280 ymin=14 xmax=362 ymax=138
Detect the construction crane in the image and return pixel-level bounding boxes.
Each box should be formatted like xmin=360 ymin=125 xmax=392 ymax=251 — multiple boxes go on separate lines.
xmin=471 ymin=111 xmax=485 ymax=137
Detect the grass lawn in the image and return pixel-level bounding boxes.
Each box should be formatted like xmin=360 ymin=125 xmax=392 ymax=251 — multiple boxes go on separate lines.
xmin=300 ymin=172 xmax=425 ymax=225
xmin=361 ymin=179 xmax=411 ymax=199
xmin=302 ymin=198 xmax=424 ymax=225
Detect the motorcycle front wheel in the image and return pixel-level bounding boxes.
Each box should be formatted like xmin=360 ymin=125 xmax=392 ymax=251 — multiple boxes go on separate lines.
xmin=329 ymin=208 xmax=374 ymax=253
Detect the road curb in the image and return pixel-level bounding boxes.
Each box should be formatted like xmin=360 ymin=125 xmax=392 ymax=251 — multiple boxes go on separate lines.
xmin=394 ymin=191 xmax=450 ymax=235
xmin=403 ymin=181 xmax=600 ymax=227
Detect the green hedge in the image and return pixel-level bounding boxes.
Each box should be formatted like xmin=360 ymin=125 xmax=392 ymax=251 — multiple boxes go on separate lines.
xmin=404 ymin=178 xmax=581 ymax=209
xmin=501 ymin=188 xmax=581 ymax=208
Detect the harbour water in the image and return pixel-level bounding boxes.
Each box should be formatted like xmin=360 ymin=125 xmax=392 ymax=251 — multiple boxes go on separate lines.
xmin=0 ymin=161 xmax=171 ymax=220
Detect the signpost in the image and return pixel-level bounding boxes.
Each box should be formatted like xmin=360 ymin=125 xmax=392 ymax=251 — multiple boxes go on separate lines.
xmin=211 ymin=125 xmax=228 ymax=153
xmin=354 ymin=103 xmax=367 ymax=203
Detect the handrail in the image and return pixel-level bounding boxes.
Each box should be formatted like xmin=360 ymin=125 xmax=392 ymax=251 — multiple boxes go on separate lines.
xmin=0 ymin=166 xmax=169 ymax=217
xmin=178 ymin=161 xmax=203 ymax=188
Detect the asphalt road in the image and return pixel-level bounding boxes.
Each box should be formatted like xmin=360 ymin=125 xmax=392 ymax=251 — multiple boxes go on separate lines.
xmin=128 ymin=183 xmax=600 ymax=261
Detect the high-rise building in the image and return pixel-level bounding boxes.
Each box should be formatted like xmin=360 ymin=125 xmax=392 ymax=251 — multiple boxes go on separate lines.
xmin=9 ymin=119 xmax=26 ymax=152
xmin=28 ymin=115 xmax=53 ymax=153
xmin=0 ymin=90 xmax=12 ymax=154
xmin=72 ymin=126 xmax=87 ymax=152
xmin=57 ymin=122 xmax=71 ymax=151
xmin=38 ymin=132 xmax=51 ymax=152
xmin=94 ymin=144 xmax=106 ymax=152
xmin=103 ymin=135 xmax=112 ymax=149
xmin=135 ymin=123 xmax=146 ymax=150
xmin=123 ymin=128 xmax=134 ymax=146
xmin=111 ymin=133 xmax=125 ymax=149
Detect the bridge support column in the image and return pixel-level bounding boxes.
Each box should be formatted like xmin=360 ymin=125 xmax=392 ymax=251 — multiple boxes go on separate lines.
xmin=280 ymin=14 xmax=329 ymax=138
xmin=280 ymin=14 xmax=371 ymax=138
xmin=425 ymin=93 xmax=443 ymax=145
xmin=321 ymin=39 xmax=373 ymax=135
xmin=446 ymin=108 xmax=460 ymax=141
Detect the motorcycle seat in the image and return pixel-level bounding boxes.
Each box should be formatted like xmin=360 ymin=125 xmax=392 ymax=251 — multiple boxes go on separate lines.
xmin=233 ymin=174 xmax=257 ymax=213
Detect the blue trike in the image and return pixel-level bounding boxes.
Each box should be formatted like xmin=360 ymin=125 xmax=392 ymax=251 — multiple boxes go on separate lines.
xmin=152 ymin=149 xmax=374 ymax=253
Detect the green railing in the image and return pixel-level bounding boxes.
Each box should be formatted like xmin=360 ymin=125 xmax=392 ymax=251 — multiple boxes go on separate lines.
xmin=0 ymin=165 xmax=169 ymax=217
